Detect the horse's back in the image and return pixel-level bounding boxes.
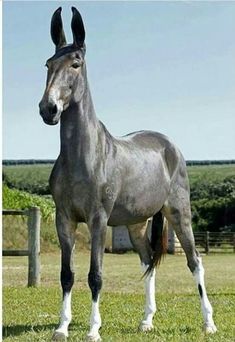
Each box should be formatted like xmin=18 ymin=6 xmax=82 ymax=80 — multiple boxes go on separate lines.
xmin=123 ymin=130 xmax=190 ymax=196
xmin=118 ymin=130 xmax=186 ymax=181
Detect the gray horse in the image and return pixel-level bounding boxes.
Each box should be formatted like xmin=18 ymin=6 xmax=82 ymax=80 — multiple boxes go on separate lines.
xmin=39 ymin=7 xmax=217 ymax=341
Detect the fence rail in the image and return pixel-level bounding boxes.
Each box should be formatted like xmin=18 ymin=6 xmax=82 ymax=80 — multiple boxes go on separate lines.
xmin=194 ymin=231 xmax=235 ymax=254
xmin=2 ymin=207 xmax=41 ymax=286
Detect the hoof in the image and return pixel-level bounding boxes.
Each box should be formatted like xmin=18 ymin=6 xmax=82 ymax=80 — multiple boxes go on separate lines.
xmin=86 ymin=332 xmax=102 ymax=341
xmin=52 ymin=331 xmax=67 ymax=341
xmin=139 ymin=322 xmax=153 ymax=332
xmin=203 ymin=323 xmax=217 ymax=334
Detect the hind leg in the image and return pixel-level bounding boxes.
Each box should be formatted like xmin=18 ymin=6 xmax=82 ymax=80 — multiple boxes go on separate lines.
xmin=162 ymin=187 xmax=217 ymax=333
xmin=193 ymin=255 xmax=217 ymax=333
xmin=128 ymin=221 xmax=156 ymax=332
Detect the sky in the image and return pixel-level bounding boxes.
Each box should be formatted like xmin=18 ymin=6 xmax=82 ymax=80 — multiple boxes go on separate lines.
xmin=2 ymin=0 xmax=235 ymax=160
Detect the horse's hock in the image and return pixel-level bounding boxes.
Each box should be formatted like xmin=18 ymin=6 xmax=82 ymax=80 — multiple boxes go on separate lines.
xmin=112 ymin=219 xmax=184 ymax=254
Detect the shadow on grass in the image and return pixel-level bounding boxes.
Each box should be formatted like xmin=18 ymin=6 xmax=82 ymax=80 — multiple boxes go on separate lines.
xmin=3 ymin=324 xmax=56 ymax=338
xmin=3 ymin=317 xmax=96 ymax=338
xmin=3 ymin=322 xmax=90 ymax=339
xmin=119 ymin=326 xmax=140 ymax=335
xmin=158 ymin=325 xmax=196 ymax=336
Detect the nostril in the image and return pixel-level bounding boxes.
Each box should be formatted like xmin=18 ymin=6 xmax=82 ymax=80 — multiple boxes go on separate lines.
xmin=39 ymin=100 xmax=59 ymax=118
xmin=51 ymin=104 xmax=58 ymax=115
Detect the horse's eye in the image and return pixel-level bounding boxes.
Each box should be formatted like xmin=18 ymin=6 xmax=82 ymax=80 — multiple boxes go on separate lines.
xmin=71 ymin=62 xmax=80 ymax=69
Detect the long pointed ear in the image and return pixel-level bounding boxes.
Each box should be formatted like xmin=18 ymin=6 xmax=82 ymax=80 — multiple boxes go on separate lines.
xmin=71 ymin=7 xmax=85 ymax=47
xmin=51 ymin=7 xmax=67 ymax=50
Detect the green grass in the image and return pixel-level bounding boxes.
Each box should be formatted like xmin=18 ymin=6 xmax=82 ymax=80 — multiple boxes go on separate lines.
xmin=2 ymin=164 xmax=235 ymax=340
xmin=3 ymin=253 xmax=235 ymax=341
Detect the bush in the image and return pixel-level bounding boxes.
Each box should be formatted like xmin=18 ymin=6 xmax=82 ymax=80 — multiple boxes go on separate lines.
xmin=2 ymin=185 xmax=55 ymax=221
xmin=190 ymin=175 xmax=235 ymax=201
xmin=191 ymin=176 xmax=235 ymax=232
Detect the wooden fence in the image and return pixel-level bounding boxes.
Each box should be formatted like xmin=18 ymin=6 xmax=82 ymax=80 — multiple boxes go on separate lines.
xmin=194 ymin=231 xmax=235 ymax=254
xmin=2 ymin=207 xmax=41 ymax=286
xmin=112 ymin=223 xmax=235 ymax=254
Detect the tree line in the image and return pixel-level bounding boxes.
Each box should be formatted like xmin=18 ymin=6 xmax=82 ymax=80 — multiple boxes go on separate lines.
xmin=3 ymin=159 xmax=235 ymax=166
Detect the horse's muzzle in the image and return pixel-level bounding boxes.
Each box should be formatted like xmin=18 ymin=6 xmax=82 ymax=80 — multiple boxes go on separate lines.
xmin=39 ymin=100 xmax=61 ymax=125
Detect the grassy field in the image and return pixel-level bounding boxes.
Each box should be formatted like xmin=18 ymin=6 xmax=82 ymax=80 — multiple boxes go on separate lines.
xmin=3 ymin=252 xmax=235 ymax=341
xmin=2 ymin=163 xmax=235 ymax=340
xmin=3 ymin=164 xmax=52 ymax=194
xmin=187 ymin=164 xmax=235 ymax=186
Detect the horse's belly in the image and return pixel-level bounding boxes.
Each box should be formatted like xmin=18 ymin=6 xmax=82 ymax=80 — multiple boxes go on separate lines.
xmin=108 ymin=204 xmax=160 ymax=226
xmin=108 ymin=176 xmax=169 ymax=226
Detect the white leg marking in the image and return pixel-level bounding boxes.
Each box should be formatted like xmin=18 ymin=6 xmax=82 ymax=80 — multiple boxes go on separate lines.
xmin=193 ymin=257 xmax=217 ymax=334
xmin=87 ymin=296 xmax=102 ymax=341
xmin=54 ymin=292 xmax=72 ymax=338
xmin=139 ymin=264 xmax=156 ymax=332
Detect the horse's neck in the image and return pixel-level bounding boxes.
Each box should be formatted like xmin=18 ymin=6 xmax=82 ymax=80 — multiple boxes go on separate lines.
xmin=60 ymin=85 xmax=100 ymax=167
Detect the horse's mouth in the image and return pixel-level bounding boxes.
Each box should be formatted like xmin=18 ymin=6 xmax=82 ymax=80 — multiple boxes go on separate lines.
xmin=43 ymin=117 xmax=60 ymax=126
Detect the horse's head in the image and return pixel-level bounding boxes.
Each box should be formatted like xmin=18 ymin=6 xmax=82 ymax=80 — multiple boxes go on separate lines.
xmin=39 ymin=7 xmax=86 ymax=125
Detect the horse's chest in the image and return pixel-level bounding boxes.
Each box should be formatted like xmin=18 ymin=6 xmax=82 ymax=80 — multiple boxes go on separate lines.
xmin=51 ymin=166 xmax=92 ymax=205
xmin=69 ymin=178 xmax=112 ymax=210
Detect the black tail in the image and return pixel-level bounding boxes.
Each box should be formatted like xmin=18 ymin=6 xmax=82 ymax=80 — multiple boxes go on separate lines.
xmin=144 ymin=212 xmax=168 ymax=277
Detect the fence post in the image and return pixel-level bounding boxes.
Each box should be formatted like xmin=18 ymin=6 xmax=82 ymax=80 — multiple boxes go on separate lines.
xmin=233 ymin=233 xmax=235 ymax=253
xmin=27 ymin=207 xmax=41 ymax=287
xmin=205 ymin=231 xmax=210 ymax=254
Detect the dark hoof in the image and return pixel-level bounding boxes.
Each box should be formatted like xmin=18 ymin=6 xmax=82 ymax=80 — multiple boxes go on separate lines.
xmin=52 ymin=331 xmax=67 ymax=341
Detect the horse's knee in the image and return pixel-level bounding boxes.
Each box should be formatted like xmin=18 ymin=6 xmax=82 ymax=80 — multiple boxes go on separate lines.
xmin=88 ymin=271 xmax=102 ymax=301
xmin=61 ymin=268 xmax=74 ymax=295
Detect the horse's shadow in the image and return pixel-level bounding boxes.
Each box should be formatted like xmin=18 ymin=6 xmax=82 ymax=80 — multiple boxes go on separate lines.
xmin=3 ymin=323 xmax=196 ymax=339
xmin=3 ymin=322 xmax=89 ymax=339
xmin=3 ymin=324 xmax=55 ymax=338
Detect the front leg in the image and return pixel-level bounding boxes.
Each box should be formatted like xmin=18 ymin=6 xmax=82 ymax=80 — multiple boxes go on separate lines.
xmin=52 ymin=211 xmax=76 ymax=341
xmin=87 ymin=212 xmax=107 ymax=342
